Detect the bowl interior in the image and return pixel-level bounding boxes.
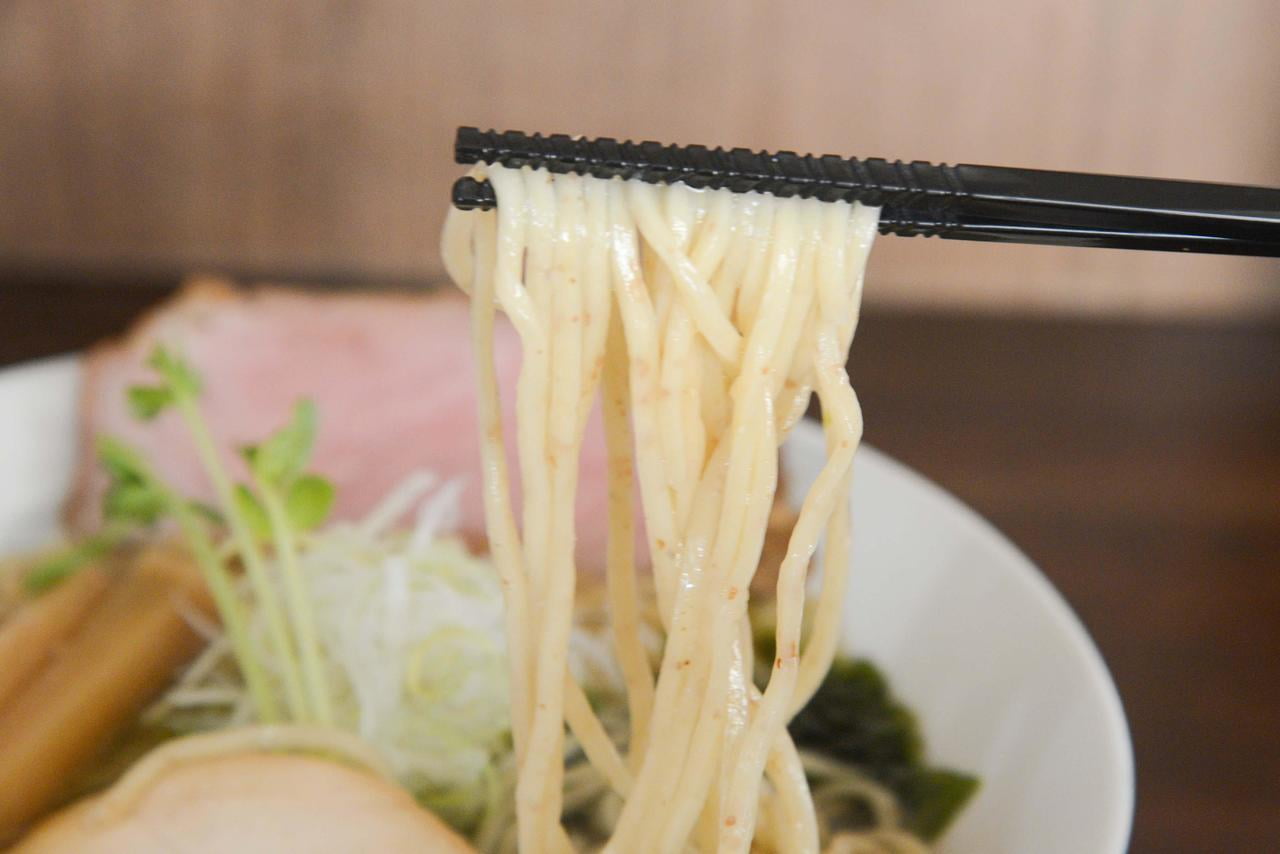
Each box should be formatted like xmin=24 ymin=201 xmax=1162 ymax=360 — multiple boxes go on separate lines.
xmin=784 ymin=427 xmax=1133 ymax=853
xmin=0 ymin=357 xmax=1133 ymax=852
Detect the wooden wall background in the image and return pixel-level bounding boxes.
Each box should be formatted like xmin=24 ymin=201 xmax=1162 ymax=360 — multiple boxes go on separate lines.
xmin=2 ymin=1 xmax=1278 ymax=317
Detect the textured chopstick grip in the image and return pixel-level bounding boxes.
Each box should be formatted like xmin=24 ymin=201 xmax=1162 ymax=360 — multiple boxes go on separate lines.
xmin=452 ymin=126 xmax=966 ymax=210
xmin=449 ymin=126 xmax=1280 ymax=257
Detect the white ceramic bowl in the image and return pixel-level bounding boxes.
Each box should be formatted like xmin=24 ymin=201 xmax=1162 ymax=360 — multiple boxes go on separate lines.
xmin=0 ymin=356 xmax=1133 ymax=853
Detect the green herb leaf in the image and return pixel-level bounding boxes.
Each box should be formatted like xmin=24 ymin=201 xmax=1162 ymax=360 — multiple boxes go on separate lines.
xmin=24 ymin=556 xmax=83 ymax=593
xmin=97 ymin=435 xmax=151 ymax=484
xmin=126 ymin=385 xmax=176 ymax=420
xmin=246 ymin=400 xmax=318 ymax=487
xmin=147 ymin=345 xmax=202 ymax=398
xmin=233 ymin=485 xmax=272 ymax=540
xmin=103 ymin=481 xmax=168 ymax=525
xmin=24 ymin=532 xmax=121 ymax=593
xmin=285 ymin=474 xmax=335 ymax=531
xmin=187 ymin=501 xmax=224 ymax=525
xmin=97 ymin=436 xmax=171 ymax=525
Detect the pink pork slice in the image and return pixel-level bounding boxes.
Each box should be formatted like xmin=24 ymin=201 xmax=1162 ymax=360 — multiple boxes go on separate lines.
xmin=66 ymin=278 xmax=631 ymax=572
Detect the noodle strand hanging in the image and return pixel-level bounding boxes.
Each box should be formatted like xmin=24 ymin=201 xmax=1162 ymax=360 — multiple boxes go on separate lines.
xmin=443 ymin=165 xmax=878 ymax=853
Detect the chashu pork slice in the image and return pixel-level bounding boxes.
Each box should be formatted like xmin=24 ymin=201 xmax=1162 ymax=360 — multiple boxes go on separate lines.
xmin=68 ymin=276 xmax=801 ymax=590
xmin=67 ymin=277 xmax=624 ymax=570
xmin=14 ymin=750 xmax=475 ymax=853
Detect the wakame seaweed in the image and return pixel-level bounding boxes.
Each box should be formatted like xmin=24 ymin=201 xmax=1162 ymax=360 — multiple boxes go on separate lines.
xmin=788 ymin=657 xmax=979 ymax=842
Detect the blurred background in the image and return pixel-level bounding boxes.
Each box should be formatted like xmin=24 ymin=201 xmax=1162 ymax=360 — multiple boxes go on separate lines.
xmin=1 ymin=2 xmax=1278 ymax=852
xmin=2 ymin=0 xmax=1279 ymax=315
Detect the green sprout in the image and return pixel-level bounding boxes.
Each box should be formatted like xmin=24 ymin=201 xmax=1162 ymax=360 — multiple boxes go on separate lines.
xmin=95 ymin=435 xmax=278 ymax=722
xmin=24 ymin=528 xmax=126 ymax=593
xmin=120 ymin=344 xmax=337 ymax=725
xmin=238 ymin=400 xmax=335 ymax=725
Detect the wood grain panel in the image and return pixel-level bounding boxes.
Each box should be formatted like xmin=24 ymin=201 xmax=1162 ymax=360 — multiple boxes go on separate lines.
xmin=2 ymin=1 xmax=1278 ymax=315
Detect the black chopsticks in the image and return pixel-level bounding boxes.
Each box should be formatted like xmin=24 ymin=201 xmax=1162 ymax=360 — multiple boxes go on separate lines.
xmin=450 ymin=127 xmax=1280 ymax=258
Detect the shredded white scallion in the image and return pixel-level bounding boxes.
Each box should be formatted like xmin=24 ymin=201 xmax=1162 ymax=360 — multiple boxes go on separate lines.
xmin=148 ymin=472 xmax=637 ymax=833
xmin=150 ymin=474 xmax=511 ymax=828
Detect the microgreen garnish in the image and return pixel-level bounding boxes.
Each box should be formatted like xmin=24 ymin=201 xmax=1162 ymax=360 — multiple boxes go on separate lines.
xmin=23 ymin=528 xmax=124 ymax=593
xmin=239 ymin=399 xmax=335 ymax=724
xmin=110 ymin=344 xmax=340 ymax=725
xmin=94 ymin=432 xmax=278 ymax=721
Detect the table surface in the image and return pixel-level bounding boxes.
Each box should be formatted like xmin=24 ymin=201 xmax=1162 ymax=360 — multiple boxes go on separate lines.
xmin=3 ymin=271 xmax=1278 ymax=853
